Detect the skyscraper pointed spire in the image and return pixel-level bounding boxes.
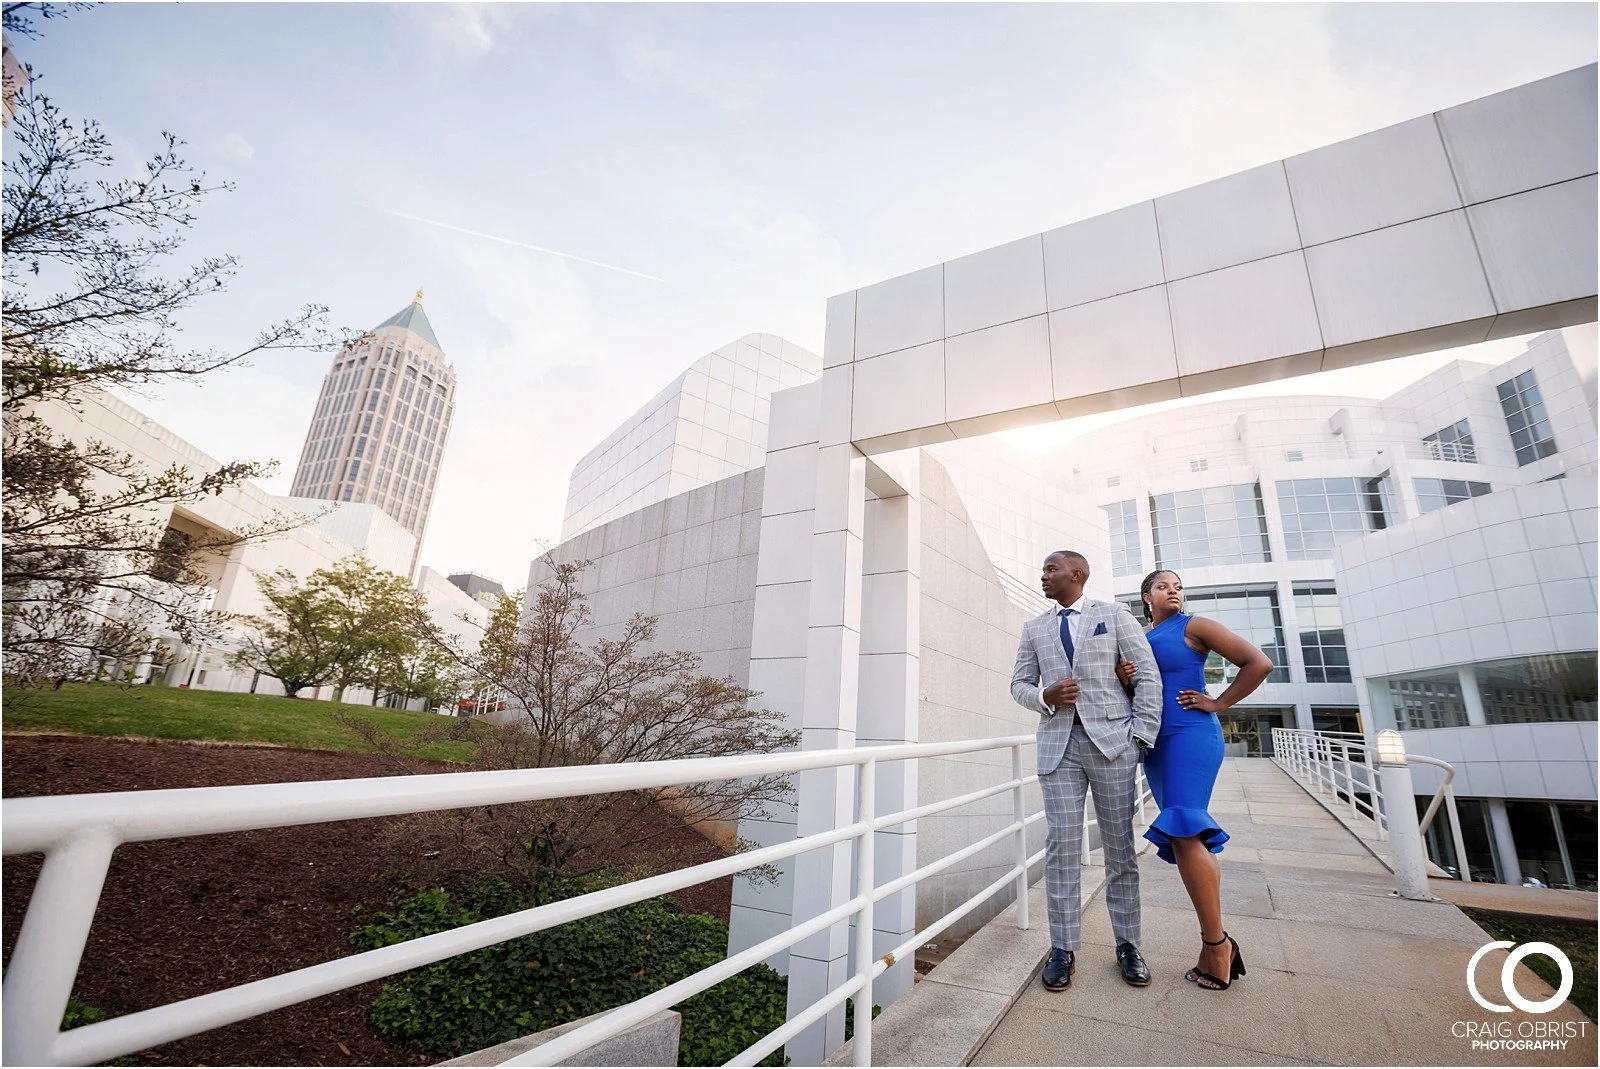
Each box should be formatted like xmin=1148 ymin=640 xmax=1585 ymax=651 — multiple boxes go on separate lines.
xmin=373 ymin=293 xmax=442 ymax=350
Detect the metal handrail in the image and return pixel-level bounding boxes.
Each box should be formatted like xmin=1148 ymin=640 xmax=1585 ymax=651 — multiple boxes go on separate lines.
xmin=2 ymin=734 xmax=1152 ymax=1068
xmin=1270 ymin=727 xmax=1385 ymax=836
xmin=1270 ymin=728 xmax=1471 ymax=883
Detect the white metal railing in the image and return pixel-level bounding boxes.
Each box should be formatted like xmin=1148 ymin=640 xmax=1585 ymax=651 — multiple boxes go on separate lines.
xmin=1415 ymin=439 xmax=1479 ymax=464
xmin=1271 ymin=728 xmax=1471 ymax=882
xmin=2 ymin=736 xmax=1152 ymax=1068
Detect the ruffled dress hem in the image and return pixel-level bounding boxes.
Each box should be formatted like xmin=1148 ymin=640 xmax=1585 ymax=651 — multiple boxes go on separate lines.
xmin=1143 ymin=806 xmax=1229 ymax=866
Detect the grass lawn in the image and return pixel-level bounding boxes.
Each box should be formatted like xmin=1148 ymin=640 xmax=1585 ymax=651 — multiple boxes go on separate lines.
xmin=1462 ymin=907 xmax=1597 ymax=1023
xmin=2 ymin=683 xmax=477 ymax=763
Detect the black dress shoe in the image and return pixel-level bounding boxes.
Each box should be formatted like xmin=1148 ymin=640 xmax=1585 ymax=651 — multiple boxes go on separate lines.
xmin=1116 ymin=941 xmax=1152 ymax=986
xmin=1041 ymin=947 xmax=1075 ymax=990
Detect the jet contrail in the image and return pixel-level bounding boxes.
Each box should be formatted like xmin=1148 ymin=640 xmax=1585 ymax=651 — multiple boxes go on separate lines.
xmin=373 ymin=206 xmax=664 ymax=282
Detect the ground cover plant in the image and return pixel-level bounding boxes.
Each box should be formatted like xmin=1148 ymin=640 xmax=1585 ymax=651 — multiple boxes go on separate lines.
xmin=351 ymin=878 xmax=787 ymax=1066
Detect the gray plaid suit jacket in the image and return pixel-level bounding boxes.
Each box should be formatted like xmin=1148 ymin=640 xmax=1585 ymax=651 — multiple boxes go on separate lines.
xmin=1011 ymin=599 xmax=1162 ymax=774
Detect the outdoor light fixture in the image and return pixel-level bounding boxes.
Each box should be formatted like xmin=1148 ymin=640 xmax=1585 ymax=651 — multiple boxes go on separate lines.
xmin=1376 ymin=729 xmax=1408 ymax=768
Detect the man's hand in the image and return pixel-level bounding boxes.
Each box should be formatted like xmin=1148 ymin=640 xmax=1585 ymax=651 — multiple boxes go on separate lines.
xmin=1042 ymin=678 xmax=1080 ymax=706
xmin=1115 ymin=658 xmax=1137 ymax=686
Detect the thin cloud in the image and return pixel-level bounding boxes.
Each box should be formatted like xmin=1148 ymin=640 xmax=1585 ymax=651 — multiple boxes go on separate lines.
xmin=371 ymin=206 xmax=664 ymax=282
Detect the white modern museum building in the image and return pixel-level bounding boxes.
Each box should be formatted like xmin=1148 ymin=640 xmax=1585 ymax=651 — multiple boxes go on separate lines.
xmin=526 ymin=62 xmax=1598 ymax=1061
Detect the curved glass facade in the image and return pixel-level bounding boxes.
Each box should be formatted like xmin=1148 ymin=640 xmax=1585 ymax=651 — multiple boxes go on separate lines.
xmin=1149 ymin=484 xmax=1269 ymax=569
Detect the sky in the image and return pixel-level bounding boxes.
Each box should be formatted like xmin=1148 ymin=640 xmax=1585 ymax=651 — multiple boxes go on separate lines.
xmin=12 ymin=2 xmax=1597 ymax=590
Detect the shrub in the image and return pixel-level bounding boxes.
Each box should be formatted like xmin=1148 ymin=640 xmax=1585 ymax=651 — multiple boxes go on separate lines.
xmin=62 ymin=995 xmax=106 ymax=1030
xmin=352 ymin=878 xmax=787 ymax=1066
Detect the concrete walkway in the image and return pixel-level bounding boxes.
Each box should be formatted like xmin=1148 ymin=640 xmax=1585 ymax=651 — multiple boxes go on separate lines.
xmin=968 ymin=758 xmax=1596 ymax=1067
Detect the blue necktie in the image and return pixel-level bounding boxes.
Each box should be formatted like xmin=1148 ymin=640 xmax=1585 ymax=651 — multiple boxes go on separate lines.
xmin=1058 ymin=608 xmax=1076 ymax=666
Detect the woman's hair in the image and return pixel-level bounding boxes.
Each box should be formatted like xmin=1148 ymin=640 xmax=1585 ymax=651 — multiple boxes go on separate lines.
xmin=1138 ymin=569 xmax=1182 ymax=622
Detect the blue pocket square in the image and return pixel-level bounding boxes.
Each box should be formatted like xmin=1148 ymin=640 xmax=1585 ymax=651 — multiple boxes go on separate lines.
xmin=1093 ymin=621 xmax=1108 ymax=636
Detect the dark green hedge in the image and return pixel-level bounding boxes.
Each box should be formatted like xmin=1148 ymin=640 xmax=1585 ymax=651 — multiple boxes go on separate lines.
xmin=351 ymin=878 xmax=787 ymax=1066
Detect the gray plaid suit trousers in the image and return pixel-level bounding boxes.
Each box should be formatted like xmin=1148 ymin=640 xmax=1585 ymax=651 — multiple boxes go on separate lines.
xmin=1039 ymin=721 xmax=1142 ymax=949
xmin=1011 ymin=599 xmax=1160 ymax=951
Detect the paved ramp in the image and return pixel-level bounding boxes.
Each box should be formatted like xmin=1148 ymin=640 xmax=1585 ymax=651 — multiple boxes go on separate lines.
xmin=969 ymin=758 xmax=1596 ymax=1067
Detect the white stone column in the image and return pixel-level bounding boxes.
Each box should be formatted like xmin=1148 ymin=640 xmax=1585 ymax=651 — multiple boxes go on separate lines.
xmin=1486 ymin=798 xmax=1523 ymax=885
xmin=1457 ymin=665 xmax=1488 ymax=726
xmin=1364 ymin=677 xmax=1396 ymax=732
xmin=728 ymin=383 xmax=822 ymax=973
xmin=855 ymin=452 xmax=921 ymax=1009
xmin=785 ymin=437 xmax=867 ymax=1065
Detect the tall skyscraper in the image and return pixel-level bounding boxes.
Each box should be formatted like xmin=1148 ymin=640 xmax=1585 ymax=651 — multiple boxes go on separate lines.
xmin=289 ymin=292 xmax=456 ymax=577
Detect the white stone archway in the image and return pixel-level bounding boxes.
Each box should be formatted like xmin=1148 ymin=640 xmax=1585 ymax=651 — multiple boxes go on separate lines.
xmin=736 ymin=63 xmax=1597 ymax=1064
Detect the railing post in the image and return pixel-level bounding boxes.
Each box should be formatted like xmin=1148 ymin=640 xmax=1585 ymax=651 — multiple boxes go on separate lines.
xmin=1344 ymin=743 xmax=1360 ymax=820
xmin=852 ymin=759 xmax=876 ymax=1068
xmin=2 ymin=830 xmax=118 ymax=1067
xmin=1366 ymin=747 xmax=1387 ymax=841
xmin=1011 ymin=744 xmax=1030 ymax=931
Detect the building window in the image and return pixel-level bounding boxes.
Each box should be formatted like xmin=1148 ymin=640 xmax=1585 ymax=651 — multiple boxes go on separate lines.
xmin=1478 ymin=652 xmax=1597 ymax=725
xmin=1189 ymin=458 xmax=1208 ymax=473
xmin=1218 ymin=708 xmax=1290 ymax=757
xmin=1285 ymin=450 xmax=1304 ymax=463
xmin=1362 ymin=474 xmax=1396 ymax=529
xmin=1425 ymin=797 xmax=1502 ymax=883
xmin=1389 ymin=676 xmax=1469 ymax=730
xmin=1422 ymin=418 xmax=1477 ymax=463
xmin=1103 ymin=499 xmax=1142 ymax=576
xmin=1505 ymin=802 xmax=1598 ymax=891
xmin=1149 ymin=484 xmax=1271 ymax=569
xmin=1179 ymin=586 xmax=1290 ymax=684
xmin=1311 ymin=707 xmax=1362 ymax=735
xmin=1277 ymin=477 xmax=1387 ymax=560
xmin=1414 ymin=478 xmax=1492 ymax=513
xmin=1294 ymin=586 xmax=1350 ymax=682
xmin=1497 ymin=370 xmax=1558 ymax=465
xmin=1106 ymin=475 xmax=1121 ymax=488
xmin=1555 ymin=803 xmax=1597 ymax=891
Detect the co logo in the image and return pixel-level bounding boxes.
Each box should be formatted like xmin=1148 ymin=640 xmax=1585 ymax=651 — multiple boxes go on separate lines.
xmin=1467 ymin=941 xmax=1573 ymax=1013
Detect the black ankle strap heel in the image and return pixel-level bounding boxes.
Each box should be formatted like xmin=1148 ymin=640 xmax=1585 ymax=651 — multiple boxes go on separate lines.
xmin=1191 ymin=931 xmax=1245 ymax=991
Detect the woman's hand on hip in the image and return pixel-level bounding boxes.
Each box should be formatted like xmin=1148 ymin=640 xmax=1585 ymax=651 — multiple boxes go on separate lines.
xmin=1176 ymin=689 xmax=1222 ymax=713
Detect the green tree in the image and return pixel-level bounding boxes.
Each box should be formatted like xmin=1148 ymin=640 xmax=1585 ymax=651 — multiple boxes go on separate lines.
xmin=231 ymin=556 xmax=432 ymax=701
xmin=229 ymin=567 xmax=342 ymax=698
xmin=315 ymin=557 xmax=429 ymax=704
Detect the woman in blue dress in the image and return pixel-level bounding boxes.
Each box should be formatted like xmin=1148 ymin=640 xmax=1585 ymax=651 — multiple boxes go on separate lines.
xmin=1116 ymin=569 xmax=1273 ymax=991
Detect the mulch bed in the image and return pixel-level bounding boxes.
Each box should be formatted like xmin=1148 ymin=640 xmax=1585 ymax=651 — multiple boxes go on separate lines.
xmin=2 ymin=735 xmax=733 ymax=1066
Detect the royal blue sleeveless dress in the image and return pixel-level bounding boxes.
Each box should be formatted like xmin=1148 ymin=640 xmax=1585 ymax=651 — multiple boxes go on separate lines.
xmin=1142 ymin=612 xmax=1229 ymax=864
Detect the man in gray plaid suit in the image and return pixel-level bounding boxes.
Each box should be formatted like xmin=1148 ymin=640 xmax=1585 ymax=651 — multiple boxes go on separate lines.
xmin=1011 ymin=550 xmax=1161 ymax=991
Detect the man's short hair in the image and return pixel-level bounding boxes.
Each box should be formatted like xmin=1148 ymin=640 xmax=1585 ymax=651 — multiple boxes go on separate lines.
xmin=1049 ymin=550 xmax=1091 ymax=576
